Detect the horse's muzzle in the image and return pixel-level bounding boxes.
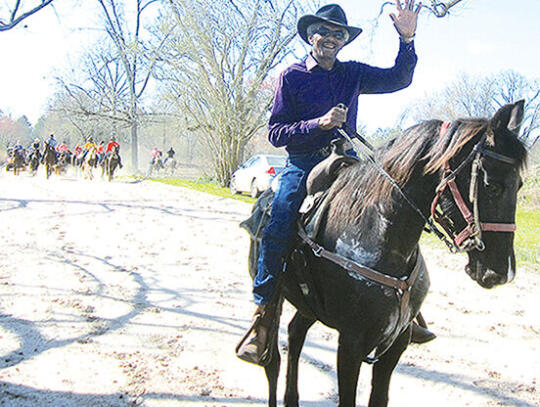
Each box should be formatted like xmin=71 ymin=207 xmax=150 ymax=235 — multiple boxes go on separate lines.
xmin=465 ymin=256 xmax=514 ymax=289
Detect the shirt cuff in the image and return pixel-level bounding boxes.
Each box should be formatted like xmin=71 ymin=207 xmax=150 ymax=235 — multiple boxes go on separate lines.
xmin=399 ymin=38 xmax=415 ymax=53
xmin=305 ymin=118 xmax=322 ymax=134
xmin=399 ymin=34 xmax=415 ymax=44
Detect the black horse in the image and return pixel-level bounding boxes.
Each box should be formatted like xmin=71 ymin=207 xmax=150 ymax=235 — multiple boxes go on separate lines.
xmin=42 ymin=142 xmax=57 ymax=179
xmin=104 ymin=146 xmax=121 ymax=181
xmin=28 ymin=149 xmax=41 ymax=175
xmin=246 ymin=102 xmax=527 ymax=407
xmin=11 ymin=149 xmax=25 ymax=176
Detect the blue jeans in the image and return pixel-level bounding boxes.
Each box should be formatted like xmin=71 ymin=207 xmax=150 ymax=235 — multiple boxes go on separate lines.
xmin=253 ymin=149 xmax=330 ymax=305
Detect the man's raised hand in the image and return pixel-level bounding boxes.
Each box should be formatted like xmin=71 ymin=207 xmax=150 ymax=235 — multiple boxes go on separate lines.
xmin=389 ymin=0 xmax=422 ymax=39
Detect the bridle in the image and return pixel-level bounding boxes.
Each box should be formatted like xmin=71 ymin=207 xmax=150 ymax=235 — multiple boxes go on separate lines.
xmin=430 ymin=122 xmax=517 ymax=252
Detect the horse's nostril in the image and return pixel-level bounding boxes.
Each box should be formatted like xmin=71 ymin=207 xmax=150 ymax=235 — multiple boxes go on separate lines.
xmin=481 ymin=269 xmax=506 ymax=288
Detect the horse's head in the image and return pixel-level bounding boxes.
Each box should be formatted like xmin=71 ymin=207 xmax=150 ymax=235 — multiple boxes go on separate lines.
xmin=436 ymin=101 xmax=527 ymax=288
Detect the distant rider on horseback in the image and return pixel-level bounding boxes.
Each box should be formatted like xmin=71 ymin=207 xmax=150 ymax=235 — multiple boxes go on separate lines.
xmin=237 ymin=1 xmax=434 ymax=366
xmin=30 ymin=138 xmax=41 ymax=161
xmin=150 ymin=147 xmax=163 ymax=169
xmin=82 ymin=137 xmax=97 ymax=160
xmin=56 ymin=141 xmax=70 ymax=155
xmin=47 ymin=134 xmax=57 ymax=149
xmin=13 ymin=140 xmax=24 ymax=156
xmin=164 ymin=147 xmax=175 ymax=164
xmin=105 ymin=136 xmax=123 ymax=168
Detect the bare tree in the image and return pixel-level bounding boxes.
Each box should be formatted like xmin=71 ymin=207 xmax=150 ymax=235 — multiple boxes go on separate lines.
xmin=424 ymin=0 xmax=467 ymax=17
xmin=405 ymin=70 xmax=540 ymax=146
xmin=0 ymin=112 xmax=32 ymax=147
xmin=0 ymin=0 xmax=55 ymax=31
xmin=378 ymin=0 xmax=467 ymax=18
xmin=492 ymin=71 xmax=540 ymax=145
xmin=56 ymin=46 xmax=132 ymax=126
xmin=95 ymin=0 xmax=172 ymax=170
xmin=48 ymin=84 xmax=125 ymax=144
xmin=159 ymin=0 xmax=319 ymax=186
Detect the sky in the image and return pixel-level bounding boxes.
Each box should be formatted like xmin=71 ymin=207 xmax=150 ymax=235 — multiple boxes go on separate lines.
xmin=0 ymin=0 xmax=539 ymax=133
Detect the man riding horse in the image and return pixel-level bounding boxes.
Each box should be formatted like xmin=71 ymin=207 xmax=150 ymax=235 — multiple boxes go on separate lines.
xmin=105 ymin=136 xmax=123 ymax=168
xmin=237 ymin=1 xmax=435 ymax=365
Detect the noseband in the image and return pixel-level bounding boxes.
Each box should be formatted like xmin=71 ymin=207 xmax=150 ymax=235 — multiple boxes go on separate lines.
xmin=431 ymin=122 xmax=517 ymax=252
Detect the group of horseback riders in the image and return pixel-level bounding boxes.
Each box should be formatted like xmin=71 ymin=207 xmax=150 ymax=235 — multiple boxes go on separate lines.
xmin=149 ymin=146 xmax=176 ymax=173
xmin=6 ymin=133 xmax=123 ymax=175
xmin=76 ymin=136 xmax=123 ymax=168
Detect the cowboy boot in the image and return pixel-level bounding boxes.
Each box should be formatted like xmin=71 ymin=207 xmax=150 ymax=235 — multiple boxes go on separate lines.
xmin=236 ymin=305 xmax=269 ymax=365
xmin=411 ymin=313 xmax=436 ymax=344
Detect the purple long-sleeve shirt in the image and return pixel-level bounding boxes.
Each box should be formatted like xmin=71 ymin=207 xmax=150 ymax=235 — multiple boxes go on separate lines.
xmin=268 ymin=41 xmax=417 ymax=155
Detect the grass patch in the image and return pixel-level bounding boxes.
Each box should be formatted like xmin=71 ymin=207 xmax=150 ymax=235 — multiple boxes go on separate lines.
xmin=152 ymin=177 xmax=256 ymax=204
xmin=519 ymin=165 xmax=540 ymax=210
xmin=152 ymin=177 xmax=538 ymax=266
xmin=515 ymin=208 xmax=540 ymax=265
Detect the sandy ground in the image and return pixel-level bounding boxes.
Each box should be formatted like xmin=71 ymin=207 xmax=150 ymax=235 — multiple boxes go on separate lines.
xmin=0 ymin=168 xmax=538 ymax=407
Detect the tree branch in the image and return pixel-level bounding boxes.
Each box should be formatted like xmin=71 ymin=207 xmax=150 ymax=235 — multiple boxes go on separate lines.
xmin=0 ymin=0 xmax=55 ymax=31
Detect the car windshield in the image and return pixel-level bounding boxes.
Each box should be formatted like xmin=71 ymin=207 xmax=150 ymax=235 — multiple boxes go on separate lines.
xmin=267 ymin=156 xmax=286 ymax=167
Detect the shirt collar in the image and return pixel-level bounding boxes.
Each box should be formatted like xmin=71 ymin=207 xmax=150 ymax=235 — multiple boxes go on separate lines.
xmin=305 ymin=53 xmax=342 ymax=72
xmin=305 ymin=53 xmax=319 ymax=71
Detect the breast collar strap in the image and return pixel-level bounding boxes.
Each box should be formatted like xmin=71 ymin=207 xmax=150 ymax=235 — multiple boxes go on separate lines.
xmin=296 ymin=222 xmax=424 ymax=362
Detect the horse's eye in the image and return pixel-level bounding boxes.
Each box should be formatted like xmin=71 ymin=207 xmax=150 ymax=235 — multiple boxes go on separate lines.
xmin=484 ymin=182 xmax=503 ymax=197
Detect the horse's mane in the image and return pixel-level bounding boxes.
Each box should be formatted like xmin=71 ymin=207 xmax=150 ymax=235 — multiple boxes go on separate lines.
xmin=327 ymin=118 xmax=527 ymax=219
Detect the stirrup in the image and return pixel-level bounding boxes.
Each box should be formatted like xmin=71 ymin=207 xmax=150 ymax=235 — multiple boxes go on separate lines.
xmin=235 ymin=314 xmax=274 ymax=367
xmin=235 ymin=313 xmax=262 ymax=355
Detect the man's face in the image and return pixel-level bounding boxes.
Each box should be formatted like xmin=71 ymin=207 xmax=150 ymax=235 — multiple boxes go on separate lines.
xmin=309 ymin=23 xmax=349 ymax=62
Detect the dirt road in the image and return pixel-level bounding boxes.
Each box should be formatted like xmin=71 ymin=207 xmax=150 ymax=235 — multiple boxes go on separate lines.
xmin=0 ymin=172 xmax=538 ymax=406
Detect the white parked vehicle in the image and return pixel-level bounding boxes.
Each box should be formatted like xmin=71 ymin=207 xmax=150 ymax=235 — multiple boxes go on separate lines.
xmin=230 ymin=154 xmax=287 ymax=198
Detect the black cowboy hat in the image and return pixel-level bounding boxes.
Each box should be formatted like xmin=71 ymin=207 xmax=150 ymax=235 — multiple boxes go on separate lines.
xmin=297 ymin=4 xmax=362 ymax=45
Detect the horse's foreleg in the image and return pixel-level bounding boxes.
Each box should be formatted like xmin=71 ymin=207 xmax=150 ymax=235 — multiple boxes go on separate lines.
xmin=368 ymin=325 xmax=411 ymax=407
xmin=337 ymin=332 xmax=364 ymax=407
xmin=264 ymin=341 xmax=280 ymax=407
xmin=284 ymin=312 xmax=316 ymax=407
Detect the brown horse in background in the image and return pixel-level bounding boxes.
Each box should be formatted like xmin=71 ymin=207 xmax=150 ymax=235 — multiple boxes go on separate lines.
xmin=104 ymin=145 xmax=121 ymax=181
xmin=42 ymin=143 xmax=57 ymax=179
xmin=11 ymin=149 xmax=25 ymax=176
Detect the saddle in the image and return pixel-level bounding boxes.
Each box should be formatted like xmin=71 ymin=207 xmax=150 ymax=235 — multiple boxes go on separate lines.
xmin=241 ymin=139 xmax=358 ymax=238
xmin=240 ymin=139 xmax=359 ymax=312
xmin=301 ymin=139 xmax=359 ymax=241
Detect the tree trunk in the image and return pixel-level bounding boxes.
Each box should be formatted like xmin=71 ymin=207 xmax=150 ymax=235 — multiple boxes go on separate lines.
xmin=131 ymin=120 xmax=138 ymax=171
xmin=214 ymin=131 xmax=246 ymax=186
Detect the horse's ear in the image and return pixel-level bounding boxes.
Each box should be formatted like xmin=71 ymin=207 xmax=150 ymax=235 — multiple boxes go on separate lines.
xmin=491 ymin=100 xmax=525 ymax=135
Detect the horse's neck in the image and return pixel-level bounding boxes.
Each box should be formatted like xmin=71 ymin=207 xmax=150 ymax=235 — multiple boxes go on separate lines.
xmin=324 ymin=172 xmax=440 ymax=275
xmin=383 ymin=175 xmax=440 ymax=255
